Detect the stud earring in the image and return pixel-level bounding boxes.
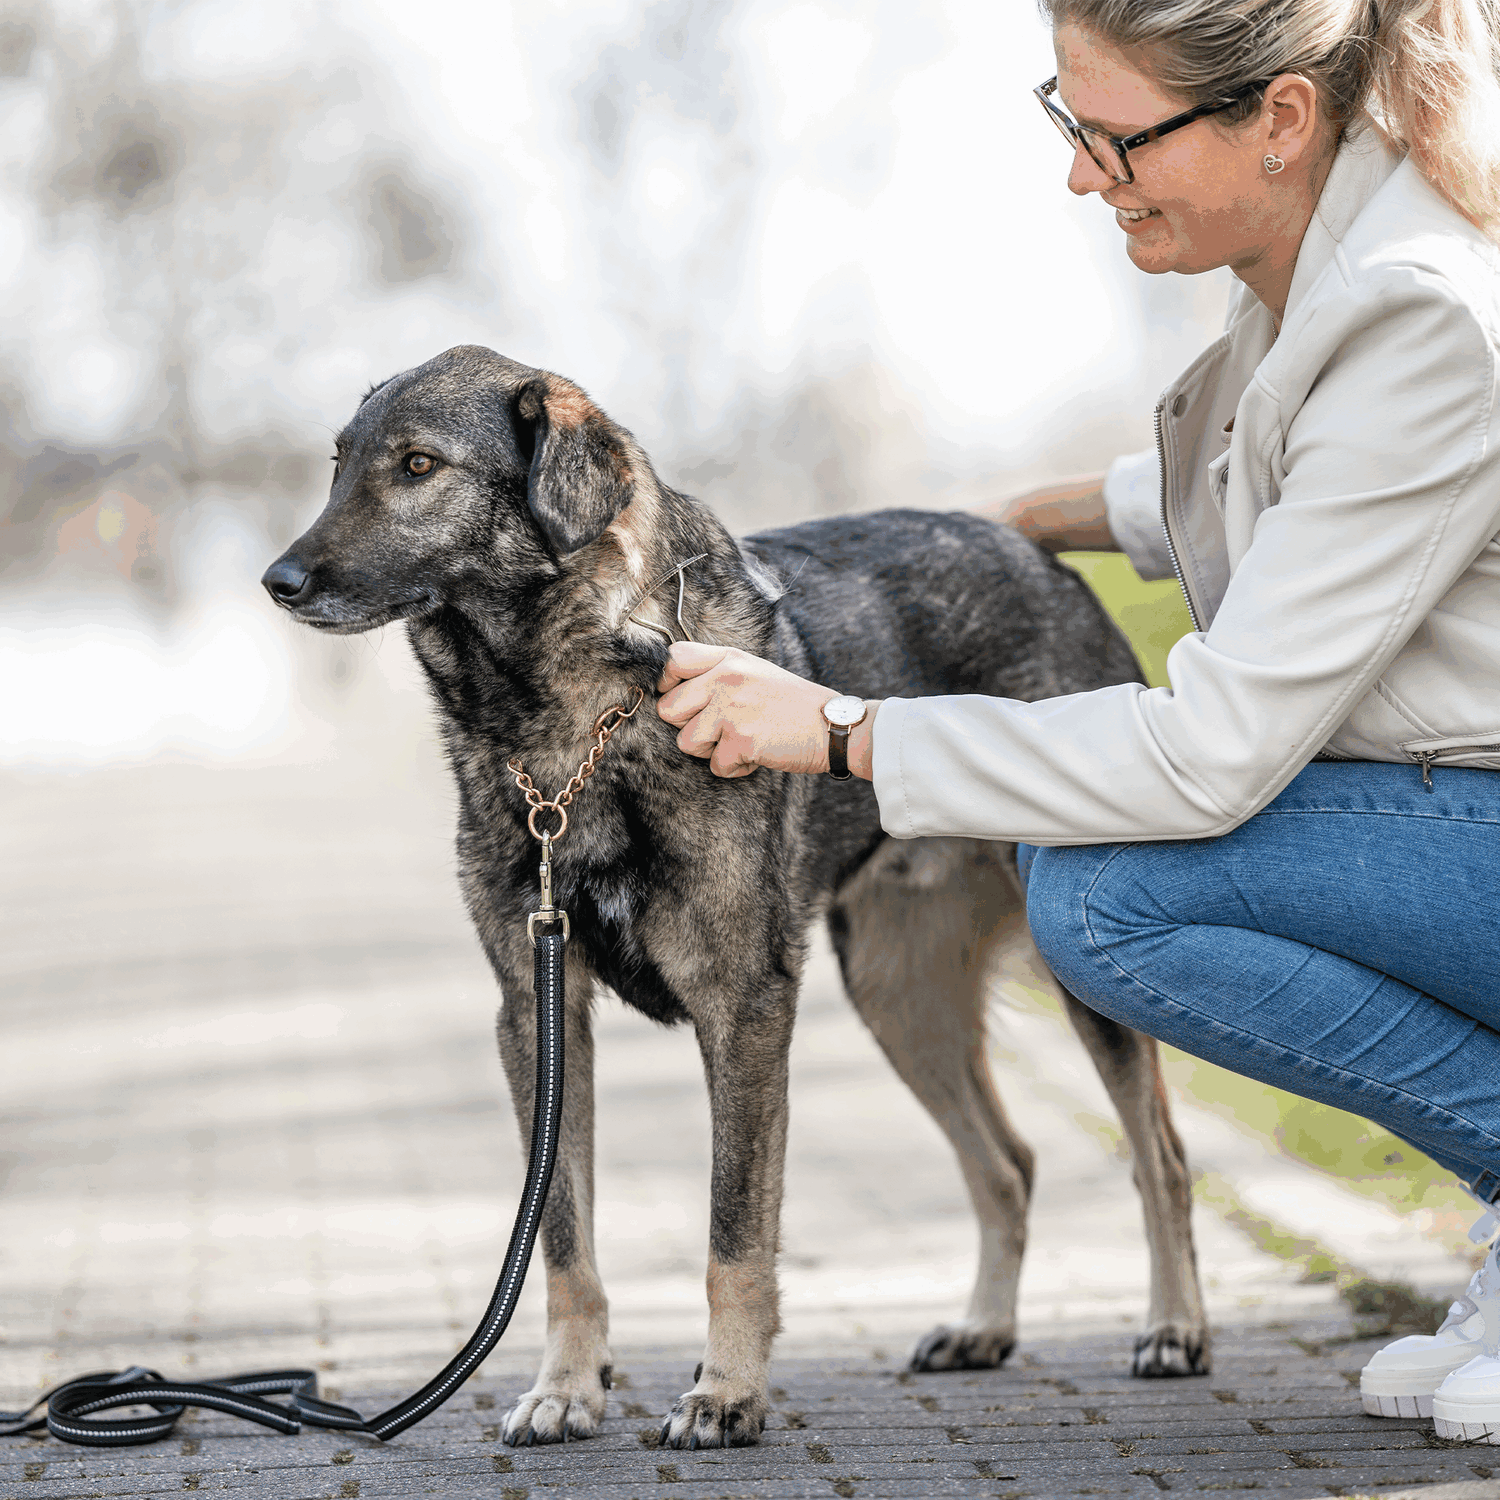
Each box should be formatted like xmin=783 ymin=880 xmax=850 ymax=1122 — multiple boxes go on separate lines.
xmin=1264 ymin=153 xmax=1286 ymax=174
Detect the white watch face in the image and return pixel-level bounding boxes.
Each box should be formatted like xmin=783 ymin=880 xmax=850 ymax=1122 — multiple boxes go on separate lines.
xmin=822 ymin=694 xmax=866 ymax=729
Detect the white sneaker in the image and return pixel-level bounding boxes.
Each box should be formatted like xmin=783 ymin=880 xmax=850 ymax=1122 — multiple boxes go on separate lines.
xmin=1433 ymin=1353 xmax=1500 ymax=1442
xmin=1360 ymin=1235 xmax=1500 ymax=1419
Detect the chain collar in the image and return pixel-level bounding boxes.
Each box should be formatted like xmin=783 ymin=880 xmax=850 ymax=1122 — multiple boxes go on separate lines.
xmin=507 ymin=686 xmax=647 ymax=844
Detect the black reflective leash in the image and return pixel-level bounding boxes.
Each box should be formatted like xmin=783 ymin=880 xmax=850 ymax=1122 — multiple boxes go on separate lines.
xmin=1 ymin=929 xmax=564 ymax=1449
xmin=0 ymin=709 xmax=619 ymax=1449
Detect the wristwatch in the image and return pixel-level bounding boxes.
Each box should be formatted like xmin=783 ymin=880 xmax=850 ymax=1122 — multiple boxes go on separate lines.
xmin=821 ymin=695 xmax=868 ymax=781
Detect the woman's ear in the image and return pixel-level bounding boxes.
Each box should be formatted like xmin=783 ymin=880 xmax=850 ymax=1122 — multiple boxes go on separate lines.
xmin=514 ymin=375 xmax=636 ymax=555
xmin=1261 ymin=72 xmax=1321 ymax=170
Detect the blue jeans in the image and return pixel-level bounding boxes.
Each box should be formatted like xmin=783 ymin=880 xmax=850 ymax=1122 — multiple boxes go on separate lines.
xmin=1019 ymin=761 xmax=1500 ymax=1207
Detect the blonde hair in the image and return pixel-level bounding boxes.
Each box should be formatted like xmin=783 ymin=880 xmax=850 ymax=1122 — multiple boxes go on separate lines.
xmin=1043 ymin=0 xmax=1500 ymax=239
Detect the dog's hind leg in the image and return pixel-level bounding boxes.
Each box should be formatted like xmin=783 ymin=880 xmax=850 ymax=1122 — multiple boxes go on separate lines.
xmin=829 ymin=838 xmax=1035 ymax=1372
xmin=998 ymin=915 xmax=1209 ymax=1375
xmin=494 ymin=945 xmax=613 ymax=1445
xmin=1048 ymin=979 xmax=1211 ymax=1377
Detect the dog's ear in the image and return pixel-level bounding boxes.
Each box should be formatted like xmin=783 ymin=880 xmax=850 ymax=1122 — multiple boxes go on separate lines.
xmin=514 ymin=376 xmax=635 ymax=555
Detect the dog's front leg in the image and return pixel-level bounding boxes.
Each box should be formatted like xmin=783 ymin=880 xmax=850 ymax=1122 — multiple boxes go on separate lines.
xmin=660 ymin=994 xmax=796 ymax=1450
xmin=495 ymin=947 xmax=612 ymax=1445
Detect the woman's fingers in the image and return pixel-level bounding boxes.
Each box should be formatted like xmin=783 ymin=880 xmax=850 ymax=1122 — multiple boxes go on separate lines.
xmin=657 ymin=641 xmax=731 ymax=695
xmin=674 ymin=707 xmax=726 ymax=759
xmin=709 ymin=740 xmax=758 ymax=778
xmin=657 ymin=644 xmax=741 ymax=728
xmin=653 ymin=643 xmax=831 ymax=777
xmin=673 ymin=704 xmax=757 ymax=776
xmin=659 ymin=674 xmax=739 ymax=730
xmin=658 ymin=679 xmax=713 ymax=729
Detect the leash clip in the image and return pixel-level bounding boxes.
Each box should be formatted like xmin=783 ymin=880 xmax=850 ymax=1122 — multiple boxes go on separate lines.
xmin=527 ymin=831 xmax=570 ymax=947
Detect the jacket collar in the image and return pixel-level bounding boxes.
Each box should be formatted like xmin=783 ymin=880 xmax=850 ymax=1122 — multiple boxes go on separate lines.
xmin=1284 ymin=122 xmax=1402 ymax=317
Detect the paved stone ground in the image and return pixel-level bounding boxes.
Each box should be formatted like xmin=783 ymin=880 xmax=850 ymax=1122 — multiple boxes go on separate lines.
xmin=4 ymin=1325 xmax=1500 ymax=1499
xmin=2 ymin=645 xmax=1495 ymax=1499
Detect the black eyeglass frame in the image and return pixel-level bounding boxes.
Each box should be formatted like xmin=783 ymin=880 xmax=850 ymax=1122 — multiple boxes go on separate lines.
xmin=1034 ymin=75 xmax=1268 ymax=185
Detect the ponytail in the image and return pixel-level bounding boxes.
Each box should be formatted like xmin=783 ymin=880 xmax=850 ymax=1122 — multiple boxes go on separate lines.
xmin=1371 ymin=0 xmax=1500 ymax=238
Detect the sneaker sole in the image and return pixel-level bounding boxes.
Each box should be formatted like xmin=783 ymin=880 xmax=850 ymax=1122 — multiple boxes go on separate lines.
xmin=1362 ymin=1391 xmax=1434 ymax=1419
xmin=1432 ymin=1387 xmax=1500 ymax=1444
xmin=1431 ymin=1413 xmax=1500 ymax=1443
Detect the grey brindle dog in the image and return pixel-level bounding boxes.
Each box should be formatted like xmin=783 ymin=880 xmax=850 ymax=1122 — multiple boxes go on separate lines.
xmin=262 ymin=345 xmax=1209 ymax=1451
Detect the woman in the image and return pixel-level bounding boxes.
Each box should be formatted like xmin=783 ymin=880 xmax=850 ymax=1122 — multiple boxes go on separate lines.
xmin=656 ymin=0 xmax=1500 ymax=1441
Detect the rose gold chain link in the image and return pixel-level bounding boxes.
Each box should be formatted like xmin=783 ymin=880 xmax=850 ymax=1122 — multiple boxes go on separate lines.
xmin=507 ymin=686 xmax=647 ymax=843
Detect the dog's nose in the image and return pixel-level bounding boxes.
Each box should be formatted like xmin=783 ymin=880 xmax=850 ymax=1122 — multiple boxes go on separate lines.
xmin=261 ymin=557 xmax=312 ymax=606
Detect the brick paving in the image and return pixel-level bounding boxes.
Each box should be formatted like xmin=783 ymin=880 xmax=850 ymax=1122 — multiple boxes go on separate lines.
xmin=4 ymin=1323 xmax=1500 ymax=1498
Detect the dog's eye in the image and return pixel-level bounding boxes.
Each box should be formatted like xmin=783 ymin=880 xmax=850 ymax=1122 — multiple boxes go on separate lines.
xmin=405 ymin=453 xmax=437 ymax=477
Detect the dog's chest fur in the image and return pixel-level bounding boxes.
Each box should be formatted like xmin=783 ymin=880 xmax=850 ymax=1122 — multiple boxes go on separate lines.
xmin=406 ymin=604 xmax=816 ymax=1028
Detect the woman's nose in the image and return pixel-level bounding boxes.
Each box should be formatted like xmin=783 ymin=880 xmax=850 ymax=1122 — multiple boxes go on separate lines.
xmin=1067 ymin=141 xmax=1115 ymax=197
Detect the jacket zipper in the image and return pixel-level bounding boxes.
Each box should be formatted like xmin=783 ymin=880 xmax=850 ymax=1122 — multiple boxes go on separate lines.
xmin=1407 ymin=743 xmax=1500 ymax=792
xmin=1413 ymin=750 xmax=1438 ymax=792
xmin=1155 ymin=400 xmax=1203 ymax=634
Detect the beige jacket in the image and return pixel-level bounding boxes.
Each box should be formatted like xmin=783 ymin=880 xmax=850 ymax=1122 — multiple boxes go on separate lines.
xmin=872 ymin=128 xmax=1500 ymax=845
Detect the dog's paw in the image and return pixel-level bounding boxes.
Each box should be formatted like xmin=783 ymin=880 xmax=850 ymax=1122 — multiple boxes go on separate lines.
xmin=1132 ymin=1324 xmax=1211 ymax=1378
xmin=502 ymin=1371 xmax=609 ymax=1445
xmin=658 ymin=1383 xmax=767 ymax=1449
xmin=909 ymin=1321 xmax=1016 ymax=1372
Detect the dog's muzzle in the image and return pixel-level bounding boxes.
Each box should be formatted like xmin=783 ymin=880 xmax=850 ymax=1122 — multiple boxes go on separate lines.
xmin=261 ymin=557 xmax=313 ymax=609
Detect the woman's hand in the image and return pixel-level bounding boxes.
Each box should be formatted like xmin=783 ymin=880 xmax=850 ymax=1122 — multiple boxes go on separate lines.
xmin=656 ymin=642 xmax=878 ymax=780
xmin=973 ymin=472 xmax=1116 ymax=552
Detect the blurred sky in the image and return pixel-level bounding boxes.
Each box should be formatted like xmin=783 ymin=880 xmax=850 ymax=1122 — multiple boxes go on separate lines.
xmin=0 ymin=0 xmax=1233 ymax=765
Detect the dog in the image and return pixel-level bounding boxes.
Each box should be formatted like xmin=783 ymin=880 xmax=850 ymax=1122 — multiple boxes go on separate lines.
xmin=261 ymin=345 xmax=1210 ymax=1450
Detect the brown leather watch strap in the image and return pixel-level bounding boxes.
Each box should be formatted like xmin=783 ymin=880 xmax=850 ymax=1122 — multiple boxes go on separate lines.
xmin=828 ymin=727 xmax=852 ymax=781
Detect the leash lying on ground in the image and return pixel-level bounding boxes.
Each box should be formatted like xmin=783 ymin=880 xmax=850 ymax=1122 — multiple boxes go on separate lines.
xmin=0 ymin=695 xmax=645 ymax=1450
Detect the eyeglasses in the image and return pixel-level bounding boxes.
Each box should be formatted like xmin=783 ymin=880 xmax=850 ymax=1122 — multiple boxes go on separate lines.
xmin=1034 ymin=75 xmax=1266 ymax=185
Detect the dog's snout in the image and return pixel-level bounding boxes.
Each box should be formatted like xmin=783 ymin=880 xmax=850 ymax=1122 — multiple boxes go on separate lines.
xmin=262 ymin=557 xmax=312 ymax=607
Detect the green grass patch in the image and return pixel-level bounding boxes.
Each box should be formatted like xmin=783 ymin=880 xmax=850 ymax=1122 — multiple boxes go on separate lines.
xmin=1194 ymin=1170 xmax=1451 ymax=1337
xmin=1195 ymin=1169 xmax=1353 ymax=1286
xmin=1059 ymin=550 xmax=1194 ymax=688
xmin=1165 ymin=1049 xmax=1482 ymax=1256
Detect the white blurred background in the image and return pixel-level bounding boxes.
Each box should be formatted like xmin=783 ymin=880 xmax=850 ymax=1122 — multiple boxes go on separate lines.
xmin=0 ymin=0 xmax=1233 ymax=765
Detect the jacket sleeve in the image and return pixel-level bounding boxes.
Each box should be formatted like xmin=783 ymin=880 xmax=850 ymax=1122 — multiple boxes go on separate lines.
xmin=872 ymin=270 xmax=1500 ymax=845
xmin=1103 ymin=447 xmax=1175 ymax=581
